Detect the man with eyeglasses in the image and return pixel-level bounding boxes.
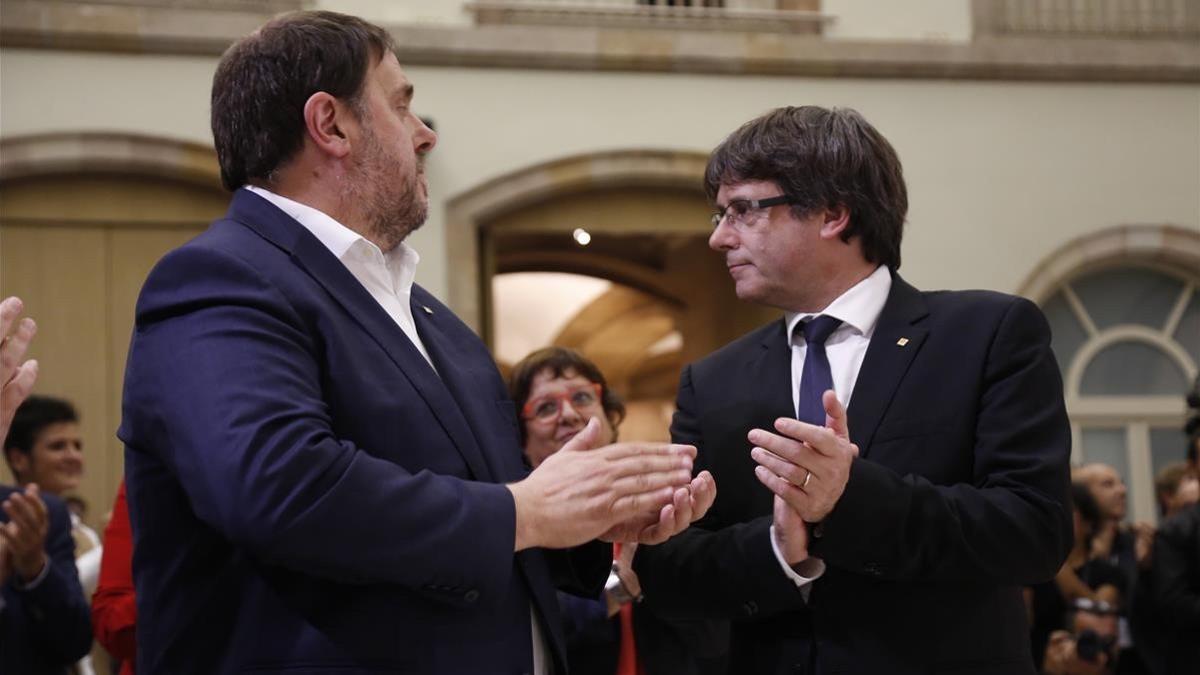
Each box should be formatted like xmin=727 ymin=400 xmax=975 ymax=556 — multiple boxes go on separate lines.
xmin=634 ymin=106 xmax=1072 ymax=674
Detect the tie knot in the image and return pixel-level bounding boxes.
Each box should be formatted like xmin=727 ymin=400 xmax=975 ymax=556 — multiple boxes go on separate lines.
xmin=799 ymin=315 xmax=842 ymax=347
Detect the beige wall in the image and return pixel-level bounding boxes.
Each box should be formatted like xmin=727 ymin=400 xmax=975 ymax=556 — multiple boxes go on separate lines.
xmin=823 ymin=0 xmax=972 ymax=41
xmin=0 ymin=175 xmax=222 ymax=526
xmin=320 ymin=0 xmax=975 ymax=41
xmin=314 ymin=0 xmax=472 ymax=26
xmin=3 ymin=47 xmax=1197 ymax=303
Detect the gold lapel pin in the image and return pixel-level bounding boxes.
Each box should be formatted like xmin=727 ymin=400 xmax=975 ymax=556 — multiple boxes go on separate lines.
xmin=896 ymin=337 xmax=909 ymax=347
xmin=421 ymin=305 xmax=433 ymax=315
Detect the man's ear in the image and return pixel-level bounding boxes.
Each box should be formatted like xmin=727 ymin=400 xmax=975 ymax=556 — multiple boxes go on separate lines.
xmin=302 ymin=91 xmax=353 ymax=160
xmin=818 ymin=204 xmax=851 ymax=240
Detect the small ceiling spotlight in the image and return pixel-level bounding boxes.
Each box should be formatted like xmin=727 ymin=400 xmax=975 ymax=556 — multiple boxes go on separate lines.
xmin=572 ymin=228 xmax=592 ymax=246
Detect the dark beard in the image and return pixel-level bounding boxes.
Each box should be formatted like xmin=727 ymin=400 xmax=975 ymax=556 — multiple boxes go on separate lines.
xmin=350 ymin=128 xmax=428 ymax=251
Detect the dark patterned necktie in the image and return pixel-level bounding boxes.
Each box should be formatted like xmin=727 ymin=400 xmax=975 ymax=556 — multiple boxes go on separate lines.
xmin=796 ymin=315 xmax=843 ymax=425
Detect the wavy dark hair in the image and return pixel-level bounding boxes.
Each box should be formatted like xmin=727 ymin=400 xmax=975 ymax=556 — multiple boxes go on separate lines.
xmin=507 ymin=347 xmax=625 ymax=445
xmin=705 ymin=105 xmax=907 ymax=269
xmin=210 ymin=10 xmax=395 ymax=191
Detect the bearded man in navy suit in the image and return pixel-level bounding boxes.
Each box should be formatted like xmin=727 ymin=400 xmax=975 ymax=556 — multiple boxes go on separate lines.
xmin=119 ymin=11 xmax=714 ymax=674
xmin=634 ymin=106 xmax=1072 ymax=674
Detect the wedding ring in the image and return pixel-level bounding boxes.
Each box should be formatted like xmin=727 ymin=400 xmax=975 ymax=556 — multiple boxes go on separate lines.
xmin=802 ymin=470 xmax=813 ymax=489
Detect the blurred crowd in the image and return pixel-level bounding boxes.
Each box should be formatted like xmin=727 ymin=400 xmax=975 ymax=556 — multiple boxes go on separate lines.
xmin=1028 ymin=421 xmax=1200 ymax=675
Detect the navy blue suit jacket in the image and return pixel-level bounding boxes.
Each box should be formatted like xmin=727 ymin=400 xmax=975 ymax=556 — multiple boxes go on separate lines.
xmin=119 ymin=189 xmax=604 ymax=674
xmin=0 ymin=485 xmax=92 ymax=674
xmin=636 ymin=273 xmax=1073 ymax=675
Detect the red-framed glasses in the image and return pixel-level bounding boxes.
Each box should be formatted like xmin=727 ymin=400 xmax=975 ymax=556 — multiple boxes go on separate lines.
xmin=521 ymin=382 xmax=603 ymax=422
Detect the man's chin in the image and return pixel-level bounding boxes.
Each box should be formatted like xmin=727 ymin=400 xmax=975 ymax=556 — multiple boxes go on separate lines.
xmin=404 ymin=196 xmax=429 ymax=235
xmin=56 ymin=480 xmax=83 ymax=495
xmin=733 ymin=281 xmax=766 ymax=304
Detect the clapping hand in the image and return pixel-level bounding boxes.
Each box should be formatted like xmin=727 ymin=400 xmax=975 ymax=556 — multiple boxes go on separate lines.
xmin=0 ymin=484 xmax=50 ymax=582
xmin=1 ymin=296 xmax=38 ymax=440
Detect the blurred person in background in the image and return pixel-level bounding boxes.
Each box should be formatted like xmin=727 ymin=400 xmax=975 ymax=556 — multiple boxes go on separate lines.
xmin=1126 ymin=461 xmax=1200 ymax=675
xmin=1031 ymin=483 xmax=1126 ymax=667
xmin=4 ymin=396 xmax=101 ymax=675
xmin=1 ymin=296 xmax=92 ymax=674
xmin=1134 ymin=389 xmax=1200 ymax=675
xmin=1150 ymin=498 xmax=1200 ymax=674
xmin=92 ymin=480 xmax=136 ymax=675
xmin=1155 ymin=462 xmax=1199 ymax=524
xmin=509 ymin=346 xmax=722 ymax=675
xmin=64 ymin=496 xmax=87 ymax=522
xmin=1042 ymin=597 xmax=1122 ymax=675
xmin=1075 ymin=463 xmax=1153 ymax=674
xmin=4 ymin=396 xmax=103 ymax=599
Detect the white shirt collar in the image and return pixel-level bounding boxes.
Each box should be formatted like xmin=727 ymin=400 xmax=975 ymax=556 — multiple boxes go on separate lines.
xmin=785 ymin=265 xmax=892 ymax=340
xmin=245 ymin=185 xmax=420 ymax=295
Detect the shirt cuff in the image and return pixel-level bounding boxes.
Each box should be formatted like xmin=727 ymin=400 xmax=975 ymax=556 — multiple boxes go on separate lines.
xmin=15 ymin=558 xmax=51 ymax=591
xmin=770 ymin=525 xmax=826 ymax=589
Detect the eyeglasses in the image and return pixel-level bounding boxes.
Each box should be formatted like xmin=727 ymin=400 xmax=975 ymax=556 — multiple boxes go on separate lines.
xmin=1071 ymin=597 xmax=1118 ymax=616
xmin=521 ymin=382 xmax=603 ymax=422
xmin=710 ymin=195 xmax=794 ymax=229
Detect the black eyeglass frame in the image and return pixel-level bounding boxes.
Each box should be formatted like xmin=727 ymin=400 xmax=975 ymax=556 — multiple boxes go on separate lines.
xmin=710 ymin=195 xmax=795 ymax=228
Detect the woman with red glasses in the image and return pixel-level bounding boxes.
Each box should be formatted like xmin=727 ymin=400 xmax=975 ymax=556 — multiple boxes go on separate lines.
xmin=508 ymin=347 xmax=724 ymax=675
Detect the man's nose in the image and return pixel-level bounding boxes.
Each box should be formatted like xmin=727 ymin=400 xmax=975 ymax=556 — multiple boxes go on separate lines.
xmin=709 ymin=220 xmax=736 ymax=251
xmin=416 ymin=117 xmax=438 ymax=154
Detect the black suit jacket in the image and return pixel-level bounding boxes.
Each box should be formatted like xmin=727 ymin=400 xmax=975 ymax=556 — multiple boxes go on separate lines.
xmin=0 ymin=485 xmax=93 ymax=675
xmin=636 ymin=273 xmax=1072 ymax=675
xmin=1152 ymin=502 xmax=1200 ymax=674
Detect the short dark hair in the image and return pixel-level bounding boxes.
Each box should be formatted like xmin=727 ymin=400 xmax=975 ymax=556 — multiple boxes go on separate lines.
xmin=705 ymin=105 xmax=908 ymax=269
xmin=1155 ymin=461 xmax=1196 ymax=516
xmin=3 ymin=395 xmax=79 ymax=475
xmin=210 ymin=10 xmax=396 ymax=191
xmin=507 ymin=347 xmax=625 ymax=445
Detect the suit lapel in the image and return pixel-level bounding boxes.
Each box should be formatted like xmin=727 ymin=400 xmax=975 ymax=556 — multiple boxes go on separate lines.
xmin=410 ymin=296 xmax=565 ymax=665
xmin=847 ymin=273 xmax=929 ymax=458
xmin=754 ymin=319 xmax=800 ymax=423
xmin=411 ymin=292 xmax=519 ymax=482
xmin=228 ymin=190 xmax=496 ymax=481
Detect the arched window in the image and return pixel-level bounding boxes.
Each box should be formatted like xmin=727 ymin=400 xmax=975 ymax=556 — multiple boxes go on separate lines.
xmin=1041 ymin=262 xmax=1199 ymax=523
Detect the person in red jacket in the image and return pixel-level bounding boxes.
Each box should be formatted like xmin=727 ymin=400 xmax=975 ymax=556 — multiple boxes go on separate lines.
xmin=92 ymin=480 xmax=135 ymax=675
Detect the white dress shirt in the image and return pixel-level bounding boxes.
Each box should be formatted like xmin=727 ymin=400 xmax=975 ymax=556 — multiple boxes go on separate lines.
xmin=245 ymin=186 xmax=435 ymax=369
xmin=245 ymin=187 xmax=552 ymax=673
xmin=770 ymin=265 xmax=892 ymax=587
